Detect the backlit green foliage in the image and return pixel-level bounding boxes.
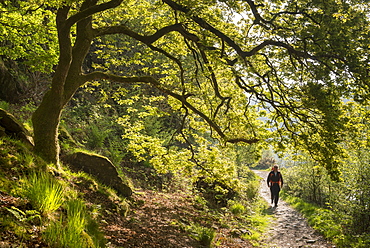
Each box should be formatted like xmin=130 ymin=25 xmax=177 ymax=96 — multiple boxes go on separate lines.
xmin=0 ymin=1 xmax=58 ymax=72
xmin=1 ymin=0 xmax=370 ymax=244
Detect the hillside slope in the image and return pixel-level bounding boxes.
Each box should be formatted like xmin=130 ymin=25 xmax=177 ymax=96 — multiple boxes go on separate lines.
xmin=0 ymin=137 xmax=267 ymax=247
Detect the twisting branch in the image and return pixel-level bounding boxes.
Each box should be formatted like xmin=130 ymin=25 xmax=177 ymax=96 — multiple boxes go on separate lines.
xmin=196 ymin=44 xmax=232 ymax=118
xmin=227 ymin=138 xmax=259 ymax=144
xmin=162 ymin=0 xmax=246 ymax=58
xmin=94 ymin=21 xmax=236 ymax=120
xmin=162 ymin=0 xmax=321 ymax=62
xmin=244 ymin=0 xmax=272 ymax=28
xmin=177 ymin=106 xmax=215 ymax=175
xmin=94 ymin=23 xmax=199 ymax=45
xmin=93 ymin=23 xmax=191 ymax=87
xmin=65 ymin=0 xmax=123 ymax=29
xmin=93 ymin=23 xmax=189 ymax=65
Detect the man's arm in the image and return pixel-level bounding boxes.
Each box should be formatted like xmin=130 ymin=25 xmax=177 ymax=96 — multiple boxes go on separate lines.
xmin=267 ymin=172 xmax=271 ymax=187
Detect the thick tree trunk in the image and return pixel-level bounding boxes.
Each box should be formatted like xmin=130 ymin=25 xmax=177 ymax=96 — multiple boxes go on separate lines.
xmin=31 ymin=1 xmax=98 ymax=165
xmin=32 ymin=89 xmax=63 ymax=165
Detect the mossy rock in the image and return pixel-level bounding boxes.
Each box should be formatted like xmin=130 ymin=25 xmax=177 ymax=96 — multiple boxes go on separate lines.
xmin=0 ymin=108 xmax=34 ymax=149
xmin=62 ymin=151 xmax=132 ymax=197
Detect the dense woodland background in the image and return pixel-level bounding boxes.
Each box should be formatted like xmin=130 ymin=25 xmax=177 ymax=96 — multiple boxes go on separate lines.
xmin=0 ymin=0 xmax=369 ymax=247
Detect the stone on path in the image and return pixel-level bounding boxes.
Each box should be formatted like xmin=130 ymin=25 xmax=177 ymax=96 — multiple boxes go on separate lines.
xmin=306 ymin=239 xmax=316 ymax=243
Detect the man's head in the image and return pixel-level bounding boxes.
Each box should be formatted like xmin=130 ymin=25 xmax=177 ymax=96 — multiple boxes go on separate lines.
xmin=273 ymin=165 xmax=278 ymax=172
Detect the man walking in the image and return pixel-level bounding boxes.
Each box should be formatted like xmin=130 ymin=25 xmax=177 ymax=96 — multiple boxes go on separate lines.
xmin=267 ymin=165 xmax=283 ymax=207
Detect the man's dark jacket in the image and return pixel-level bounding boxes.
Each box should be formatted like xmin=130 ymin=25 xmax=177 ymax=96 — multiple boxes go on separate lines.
xmin=267 ymin=171 xmax=283 ymax=188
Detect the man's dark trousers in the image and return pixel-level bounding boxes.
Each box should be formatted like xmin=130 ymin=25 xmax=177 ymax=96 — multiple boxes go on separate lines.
xmin=270 ymin=184 xmax=280 ymax=206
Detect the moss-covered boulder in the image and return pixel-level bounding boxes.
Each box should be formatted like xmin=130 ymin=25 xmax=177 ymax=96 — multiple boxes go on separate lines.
xmin=62 ymin=151 xmax=132 ymax=197
xmin=0 ymin=108 xmax=34 ymax=148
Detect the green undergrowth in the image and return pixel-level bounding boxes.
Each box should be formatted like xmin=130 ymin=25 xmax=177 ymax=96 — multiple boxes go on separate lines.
xmin=238 ymin=174 xmax=272 ymax=247
xmin=0 ymin=137 xmax=126 ymax=247
xmin=281 ymin=191 xmax=370 ymax=248
xmin=184 ymin=195 xmax=271 ymax=248
xmin=168 ymin=172 xmax=272 ymax=248
xmin=241 ymin=198 xmax=272 ymax=247
xmin=221 ymin=176 xmax=272 ymax=247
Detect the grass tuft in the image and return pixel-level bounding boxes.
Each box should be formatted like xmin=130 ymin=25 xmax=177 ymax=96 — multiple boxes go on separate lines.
xmin=22 ymin=171 xmax=65 ymax=215
xmin=187 ymin=223 xmax=216 ymax=248
xmin=230 ymin=202 xmax=246 ymax=215
xmin=43 ymin=199 xmax=98 ymax=248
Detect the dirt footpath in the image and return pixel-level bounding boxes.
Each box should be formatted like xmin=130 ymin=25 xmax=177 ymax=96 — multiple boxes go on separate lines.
xmin=253 ymin=170 xmax=335 ymax=248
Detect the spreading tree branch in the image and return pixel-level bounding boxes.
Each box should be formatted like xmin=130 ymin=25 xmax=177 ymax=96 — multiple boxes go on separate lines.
xmin=81 ymin=72 xmax=259 ymax=145
xmin=162 ymin=0 xmax=319 ymax=61
xmin=65 ymin=0 xmax=123 ymax=29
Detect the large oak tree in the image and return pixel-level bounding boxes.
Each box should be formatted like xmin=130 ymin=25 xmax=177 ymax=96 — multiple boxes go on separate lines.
xmin=1 ymin=0 xmax=369 ymax=178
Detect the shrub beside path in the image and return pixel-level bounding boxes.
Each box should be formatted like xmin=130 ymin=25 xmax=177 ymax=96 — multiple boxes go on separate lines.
xmin=253 ymin=170 xmax=335 ymax=248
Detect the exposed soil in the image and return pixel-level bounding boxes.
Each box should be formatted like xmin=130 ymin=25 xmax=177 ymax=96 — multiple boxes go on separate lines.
xmin=253 ymin=170 xmax=335 ymax=248
xmin=99 ymin=189 xmax=253 ymax=248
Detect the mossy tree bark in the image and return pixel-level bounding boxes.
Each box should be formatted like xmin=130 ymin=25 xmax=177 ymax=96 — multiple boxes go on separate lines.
xmin=32 ymin=91 xmax=63 ymax=165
